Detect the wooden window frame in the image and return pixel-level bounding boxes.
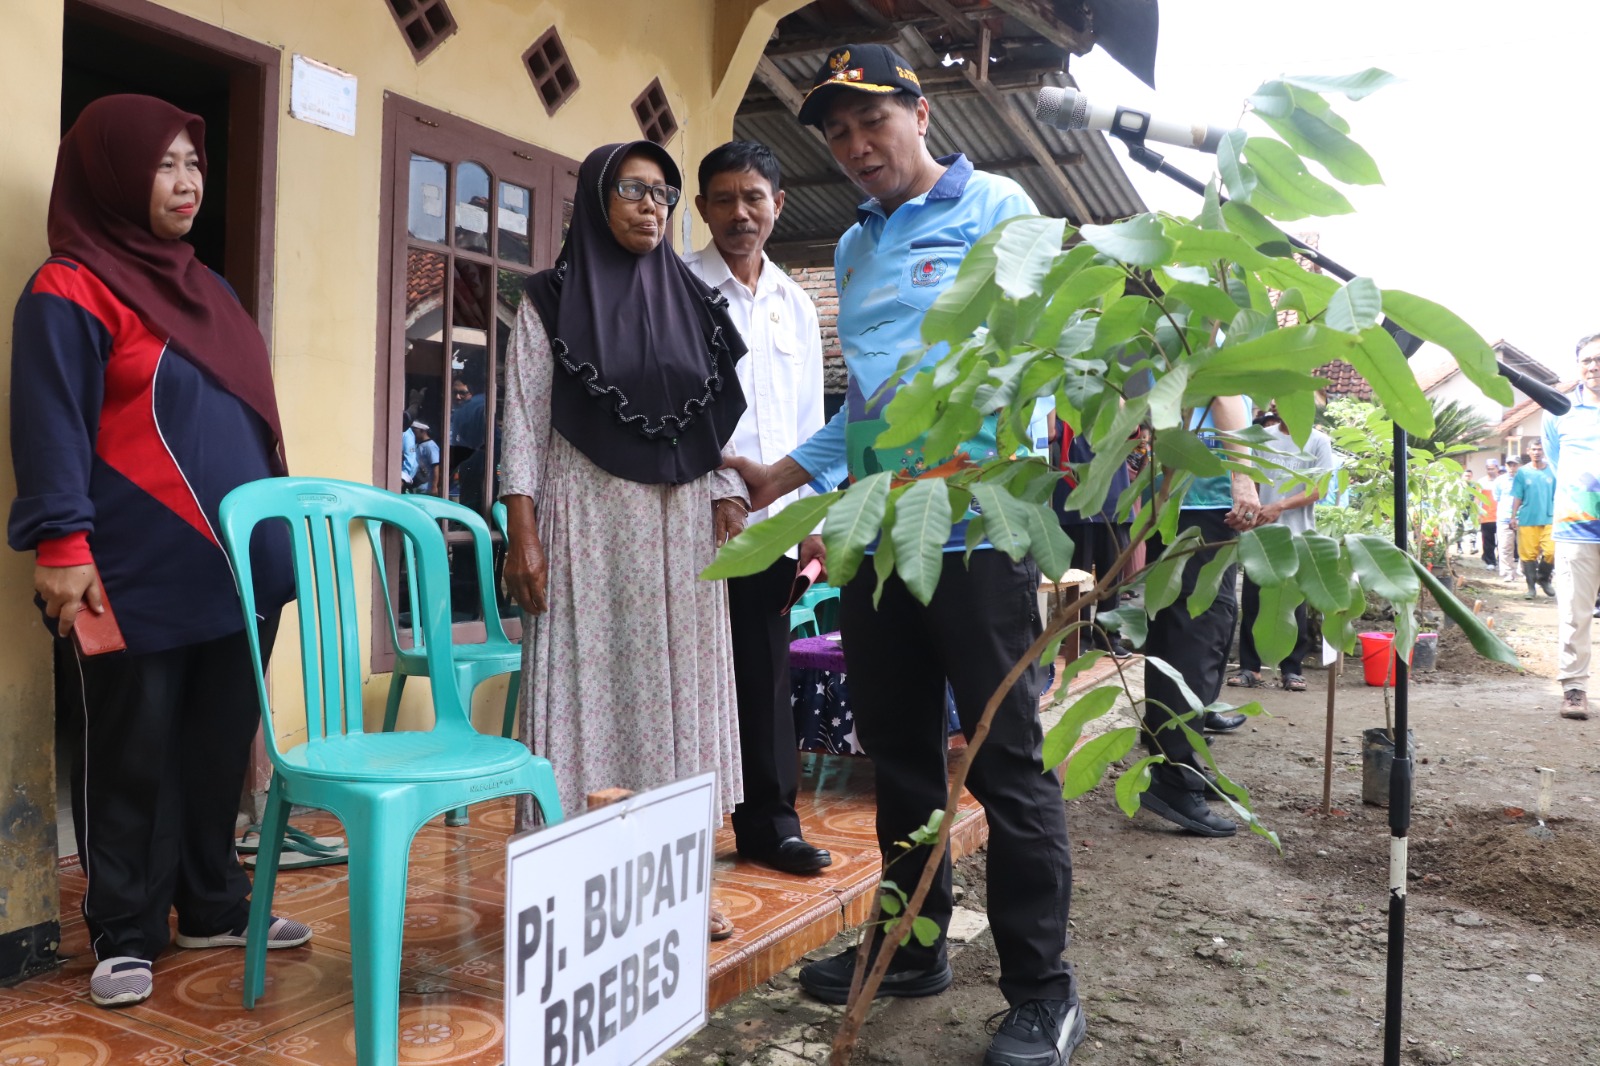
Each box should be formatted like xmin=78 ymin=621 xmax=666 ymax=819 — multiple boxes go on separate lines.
xmin=372 ymin=94 xmax=577 ymax=671
xmin=523 ymin=26 xmax=579 ymax=116
xmin=632 ymin=78 xmax=678 ymax=145
xmin=380 ymin=0 xmax=458 ymax=62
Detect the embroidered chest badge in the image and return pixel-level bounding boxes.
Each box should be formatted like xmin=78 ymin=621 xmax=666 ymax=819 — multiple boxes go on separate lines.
xmin=839 ymin=267 xmax=853 ymax=293
xmin=911 ymin=255 xmax=947 ymax=287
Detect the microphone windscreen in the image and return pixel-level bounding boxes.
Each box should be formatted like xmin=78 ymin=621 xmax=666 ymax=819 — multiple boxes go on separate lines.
xmin=1035 ymin=86 xmax=1066 ymax=125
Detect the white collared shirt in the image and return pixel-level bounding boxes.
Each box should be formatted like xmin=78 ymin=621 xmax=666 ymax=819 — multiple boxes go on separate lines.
xmin=684 ymin=245 xmax=826 ymax=528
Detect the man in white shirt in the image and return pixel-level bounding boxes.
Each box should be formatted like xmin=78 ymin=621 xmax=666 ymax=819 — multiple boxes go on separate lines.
xmin=685 ymin=141 xmax=831 ymax=875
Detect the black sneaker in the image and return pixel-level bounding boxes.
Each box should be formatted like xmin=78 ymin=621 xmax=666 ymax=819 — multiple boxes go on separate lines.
xmin=984 ymin=998 xmax=1086 ymax=1066
xmin=1141 ymin=770 xmax=1237 ymax=836
xmin=797 ymin=945 xmax=952 ymax=1005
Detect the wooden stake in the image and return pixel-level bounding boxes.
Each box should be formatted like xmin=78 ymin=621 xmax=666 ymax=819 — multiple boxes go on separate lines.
xmin=1322 ymin=650 xmax=1342 ymax=816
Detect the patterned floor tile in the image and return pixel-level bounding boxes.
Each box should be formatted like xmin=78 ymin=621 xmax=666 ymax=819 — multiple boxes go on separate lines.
xmin=233 ymin=983 xmax=506 ymax=1065
xmin=0 ymin=997 xmax=236 ymax=1064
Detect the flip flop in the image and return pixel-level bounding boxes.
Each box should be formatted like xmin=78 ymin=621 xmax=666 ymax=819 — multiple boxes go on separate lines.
xmin=237 ymin=823 xmax=345 ymax=855
xmin=240 ymin=826 xmax=349 ymax=869
xmin=709 ymin=909 xmax=735 ymax=942
xmin=1225 ymin=671 xmax=1264 ymax=688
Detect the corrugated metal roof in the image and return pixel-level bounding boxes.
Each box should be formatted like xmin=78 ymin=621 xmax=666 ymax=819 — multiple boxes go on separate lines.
xmin=734 ymin=25 xmax=1144 ymax=266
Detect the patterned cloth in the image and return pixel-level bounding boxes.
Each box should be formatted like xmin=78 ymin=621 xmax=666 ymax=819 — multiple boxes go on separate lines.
xmin=502 ymin=301 xmax=745 ymax=819
xmin=788 ymin=634 xmax=962 ymax=754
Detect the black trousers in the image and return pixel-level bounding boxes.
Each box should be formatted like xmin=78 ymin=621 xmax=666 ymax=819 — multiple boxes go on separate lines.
xmin=62 ymin=619 xmax=276 ymax=961
xmin=840 ymin=550 xmax=1074 ymax=1006
xmin=1480 ymin=522 xmax=1498 ymax=567
xmin=1237 ymin=573 xmax=1312 ymax=676
xmin=727 ymin=557 xmax=803 ymax=851
xmin=1143 ymin=510 xmax=1237 ymax=781
xmin=1063 ymin=519 xmax=1128 ymax=638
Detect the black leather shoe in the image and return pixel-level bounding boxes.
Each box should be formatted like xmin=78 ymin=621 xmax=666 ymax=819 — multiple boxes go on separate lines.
xmin=799 ymin=945 xmax=952 ymax=1005
xmin=740 ymin=836 xmax=832 ymax=875
xmin=1202 ymin=709 xmax=1247 ymax=733
xmin=1140 ymin=771 xmax=1236 ymax=836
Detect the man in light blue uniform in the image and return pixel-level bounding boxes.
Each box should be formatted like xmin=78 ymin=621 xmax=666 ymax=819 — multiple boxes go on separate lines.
xmin=728 ymin=42 xmax=1083 ymax=1066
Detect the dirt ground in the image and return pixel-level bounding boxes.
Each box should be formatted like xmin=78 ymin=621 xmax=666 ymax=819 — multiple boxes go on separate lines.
xmin=666 ymin=557 xmax=1600 ymax=1066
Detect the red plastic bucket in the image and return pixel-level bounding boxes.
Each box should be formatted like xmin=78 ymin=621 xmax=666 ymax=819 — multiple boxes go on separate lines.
xmin=1358 ymin=631 xmax=1410 ymax=687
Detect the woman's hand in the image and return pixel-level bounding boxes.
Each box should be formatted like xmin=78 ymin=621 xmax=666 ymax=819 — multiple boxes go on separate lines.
xmin=36 ymin=564 xmax=102 ymax=638
xmin=713 ymin=497 xmax=747 ymax=548
xmin=501 ymin=495 xmax=548 ymax=615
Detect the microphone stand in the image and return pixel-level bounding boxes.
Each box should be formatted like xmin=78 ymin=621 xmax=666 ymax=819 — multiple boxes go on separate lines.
xmin=1106 ymin=122 xmax=1567 ymax=1066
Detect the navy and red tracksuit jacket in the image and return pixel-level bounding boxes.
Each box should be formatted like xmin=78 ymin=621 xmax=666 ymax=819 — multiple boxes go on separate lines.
xmin=8 ymin=258 xmax=293 ymax=655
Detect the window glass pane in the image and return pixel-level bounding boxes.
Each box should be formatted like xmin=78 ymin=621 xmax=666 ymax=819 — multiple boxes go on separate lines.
xmin=498 ymin=182 xmax=532 ymax=265
xmin=449 ymin=260 xmax=492 ymax=514
xmin=407 ymin=154 xmax=448 ymax=243
xmin=455 ymin=161 xmax=492 ymax=253
xmin=403 ymin=249 xmax=448 ymax=498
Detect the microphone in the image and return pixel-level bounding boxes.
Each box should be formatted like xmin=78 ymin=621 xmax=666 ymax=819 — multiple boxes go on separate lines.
xmin=1498 ymin=363 xmax=1572 ymax=416
xmin=1035 ymin=86 xmax=1234 ymax=154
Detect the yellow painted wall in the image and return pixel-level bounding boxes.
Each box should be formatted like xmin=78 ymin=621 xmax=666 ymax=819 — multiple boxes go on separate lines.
xmin=0 ymin=0 xmax=813 ymax=953
xmin=0 ymin=0 xmax=66 ymax=958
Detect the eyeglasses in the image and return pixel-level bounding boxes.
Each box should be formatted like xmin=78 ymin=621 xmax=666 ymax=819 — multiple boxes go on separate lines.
xmin=613 ymin=178 xmax=680 ymax=206
xmin=1578 ymin=355 xmax=1600 ymax=368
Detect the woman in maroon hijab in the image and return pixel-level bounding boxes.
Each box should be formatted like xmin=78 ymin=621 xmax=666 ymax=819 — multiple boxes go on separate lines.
xmin=8 ymin=95 xmax=304 ymax=1008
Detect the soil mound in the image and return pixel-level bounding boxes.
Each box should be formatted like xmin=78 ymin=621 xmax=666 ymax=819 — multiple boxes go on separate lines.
xmin=1413 ymin=807 xmax=1600 ymax=929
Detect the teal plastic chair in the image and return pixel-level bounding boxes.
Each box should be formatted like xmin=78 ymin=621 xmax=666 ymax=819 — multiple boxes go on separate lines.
xmin=218 ymin=477 xmax=563 ymax=1066
xmin=369 ymin=494 xmax=520 ymax=743
xmin=798 ymin=582 xmax=840 ymax=634
xmin=789 ymin=604 xmax=820 ymax=638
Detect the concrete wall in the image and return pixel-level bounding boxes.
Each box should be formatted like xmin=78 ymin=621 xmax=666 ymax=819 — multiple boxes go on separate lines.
xmin=0 ymin=0 xmax=799 ymax=975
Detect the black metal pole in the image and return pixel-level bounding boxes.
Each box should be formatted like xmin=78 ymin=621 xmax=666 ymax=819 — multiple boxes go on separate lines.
xmin=1383 ymin=420 xmax=1413 ymax=1066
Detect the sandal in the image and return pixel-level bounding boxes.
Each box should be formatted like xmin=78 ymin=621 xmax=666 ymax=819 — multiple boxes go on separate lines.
xmin=1281 ymin=673 xmax=1308 ymax=692
xmin=1226 ymin=671 xmax=1264 ymax=688
xmin=709 ymin=909 xmax=735 ymax=942
xmin=240 ymin=825 xmax=349 ymax=869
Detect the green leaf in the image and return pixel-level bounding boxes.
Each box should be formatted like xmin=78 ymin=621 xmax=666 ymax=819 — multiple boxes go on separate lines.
xmin=1323 ymin=277 xmax=1383 ymax=334
xmin=821 ymin=473 xmax=891 ymax=587
xmin=1380 ymin=289 xmax=1514 ymax=406
xmin=702 ymin=492 xmax=840 ymax=579
xmin=1061 ymin=727 xmax=1138 ymax=800
xmin=1277 ymin=68 xmax=1398 ymax=100
xmin=1146 ymin=364 xmax=1191 ymax=431
xmin=1219 ymin=200 xmax=1284 ymax=252
xmin=1186 ymin=542 xmax=1238 ymax=618
xmin=1294 ymin=534 xmax=1347 ymax=614
xmin=876 ymin=370 xmax=940 ymax=449
xmin=994 ymin=215 xmax=1068 ymax=299
xmin=1049 ymin=647 xmax=1106 ymax=685
xmin=1033 ymin=268 xmax=1127 ymax=348
xmin=1042 ymin=684 xmax=1123 ymax=768
xmin=1062 ymin=434 xmax=1140 ymax=520
xmin=971 ymin=483 xmax=1031 ymax=561
xmin=1142 ymin=526 xmax=1201 ymax=617
xmin=921 ymin=223 xmax=1008 ymax=346
xmin=911 ymin=916 xmax=941 ymax=948
xmin=1406 ymin=555 xmax=1519 ymax=667
xmin=1238 ymin=525 xmax=1299 ymax=585
xmin=1094 ymin=295 xmax=1149 ymax=351
xmin=1254 ymin=107 xmax=1382 ymax=186
xmin=888 ymin=478 xmax=953 ymax=605
xmin=1244 ymin=137 xmax=1355 ymax=219
xmin=1078 ymin=213 xmax=1176 ymax=268
xmin=1251 ymin=580 xmax=1305 ymax=666
xmin=1024 ymin=502 xmax=1077 ymax=582
xmin=879 ymin=892 xmax=902 ymax=916
xmin=1346 ymin=324 xmax=1434 ymax=438
xmin=1115 ymin=755 xmax=1161 ymax=817
xmin=908 ymin=809 xmax=944 ymax=845
xmin=871 ymin=530 xmax=897 ymax=609
xmin=1345 ymin=533 xmax=1420 ymax=603
xmin=1167 ymin=281 xmax=1244 ymax=325
xmin=1197 ymin=176 xmax=1227 ymax=231
xmin=1144 ymin=654 xmax=1203 ymax=712
xmin=1217 ymin=128 xmax=1257 ymax=202
xmin=1155 ymin=427 xmax=1227 ymax=478
xmin=1095 ymin=603 xmax=1148 ymax=648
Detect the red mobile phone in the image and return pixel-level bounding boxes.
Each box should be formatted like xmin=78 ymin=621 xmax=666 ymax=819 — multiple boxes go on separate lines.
xmin=71 ymin=592 xmax=126 ymax=656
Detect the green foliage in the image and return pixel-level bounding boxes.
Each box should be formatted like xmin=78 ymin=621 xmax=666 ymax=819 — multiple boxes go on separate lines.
xmin=706 ymin=70 xmax=1520 ymax=838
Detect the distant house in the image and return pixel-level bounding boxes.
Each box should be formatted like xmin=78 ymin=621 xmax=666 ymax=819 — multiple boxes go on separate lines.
xmin=1491 ymin=381 xmax=1580 ymax=462
xmin=1414 ymin=340 xmax=1564 ymax=474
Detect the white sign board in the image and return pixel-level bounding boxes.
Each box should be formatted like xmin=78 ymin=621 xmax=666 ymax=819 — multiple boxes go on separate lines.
xmin=289 ymin=54 xmax=357 ymax=136
xmin=504 ymin=774 xmax=715 ymax=1066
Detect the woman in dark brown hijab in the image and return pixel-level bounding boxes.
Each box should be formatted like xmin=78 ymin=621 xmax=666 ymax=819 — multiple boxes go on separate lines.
xmin=9 ymin=95 xmax=304 ymax=1009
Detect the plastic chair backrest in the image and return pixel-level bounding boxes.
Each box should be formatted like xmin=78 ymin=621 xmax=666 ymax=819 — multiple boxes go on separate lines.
xmin=366 ymin=495 xmax=513 ymax=653
xmin=219 ymin=478 xmax=475 ymax=758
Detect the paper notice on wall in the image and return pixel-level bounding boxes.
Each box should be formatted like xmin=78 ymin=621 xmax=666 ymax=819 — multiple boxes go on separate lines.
xmin=290 ymin=54 xmax=357 ymax=137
